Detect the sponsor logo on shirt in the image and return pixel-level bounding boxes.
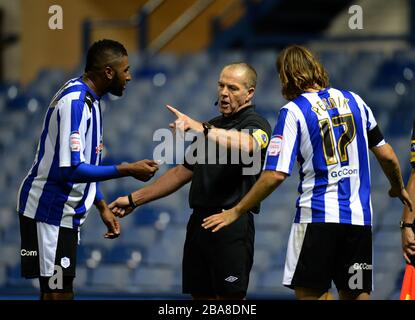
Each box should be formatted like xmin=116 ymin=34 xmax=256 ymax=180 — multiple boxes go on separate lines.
xmin=268 ymin=135 xmax=283 ymax=156
xmin=352 ymin=263 xmax=372 ymax=270
xmin=329 ymin=166 xmax=358 ymax=179
xmin=20 ymin=249 xmax=37 ymax=257
xmin=70 ymin=131 xmax=81 ymax=152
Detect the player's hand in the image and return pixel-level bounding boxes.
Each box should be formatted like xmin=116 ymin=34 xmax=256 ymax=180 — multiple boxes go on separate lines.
xmin=389 ymin=187 xmax=413 ymax=212
xmin=401 ymin=227 xmax=415 ymax=264
xmin=118 ymin=159 xmax=159 ymax=182
xmin=166 ymin=105 xmax=204 ymax=134
xmin=108 ymin=196 xmax=136 ymax=218
xmin=201 ymin=208 xmax=242 ymax=232
xmin=98 ymin=204 xmax=121 ymax=239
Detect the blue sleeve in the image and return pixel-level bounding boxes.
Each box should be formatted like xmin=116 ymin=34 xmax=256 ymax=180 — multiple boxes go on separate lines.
xmin=95 ymin=182 xmax=104 ymax=203
xmin=60 ymin=163 xmax=120 ymax=183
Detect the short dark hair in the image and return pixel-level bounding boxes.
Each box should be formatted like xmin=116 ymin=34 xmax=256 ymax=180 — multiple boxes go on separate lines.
xmin=85 ymin=39 xmax=128 ymax=72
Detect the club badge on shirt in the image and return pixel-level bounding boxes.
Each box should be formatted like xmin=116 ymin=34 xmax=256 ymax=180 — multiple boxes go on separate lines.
xmin=61 ymin=257 xmax=70 ymax=269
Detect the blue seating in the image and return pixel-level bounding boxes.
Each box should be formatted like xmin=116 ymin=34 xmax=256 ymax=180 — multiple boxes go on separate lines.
xmin=255 ymin=229 xmax=286 ymax=251
xmin=0 ymin=244 xmax=20 ymax=268
xmin=74 ymin=265 xmax=89 ymax=288
xmin=132 ymin=206 xmax=164 ymax=225
xmin=116 ymin=225 xmax=159 ymax=250
xmin=103 ymin=245 xmax=144 ymax=266
xmin=133 ymin=266 xmax=175 ymax=292
xmin=90 ymin=264 xmax=131 ymax=289
xmin=77 ymin=245 xmax=106 ymax=266
xmin=0 ymin=265 xmax=6 ymax=287
xmin=145 ymin=241 xmax=183 ymax=267
xmin=257 ymin=269 xmax=292 ymax=298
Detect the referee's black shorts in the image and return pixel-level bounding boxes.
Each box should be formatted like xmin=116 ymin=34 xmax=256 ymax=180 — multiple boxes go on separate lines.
xmin=182 ymin=208 xmax=255 ymax=296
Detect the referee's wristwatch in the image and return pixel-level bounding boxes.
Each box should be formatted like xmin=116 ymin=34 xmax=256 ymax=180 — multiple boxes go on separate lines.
xmin=400 ymin=220 xmax=414 ymax=229
xmin=202 ymin=122 xmax=212 ymax=136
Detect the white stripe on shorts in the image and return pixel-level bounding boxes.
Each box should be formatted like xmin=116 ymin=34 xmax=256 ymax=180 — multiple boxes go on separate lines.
xmin=283 ymin=223 xmax=308 ymax=286
xmin=36 ymin=221 xmax=59 ymax=277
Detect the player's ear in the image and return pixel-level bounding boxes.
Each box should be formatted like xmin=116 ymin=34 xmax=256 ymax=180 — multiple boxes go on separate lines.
xmin=104 ymin=66 xmax=114 ymax=80
xmin=246 ymin=87 xmax=255 ymax=103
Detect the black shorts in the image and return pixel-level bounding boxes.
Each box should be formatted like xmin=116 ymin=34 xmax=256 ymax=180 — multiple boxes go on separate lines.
xmin=182 ymin=209 xmax=255 ymax=296
xmin=19 ymin=214 xmax=78 ymax=279
xmin=283 ymin=223 xmax=372 ymax=293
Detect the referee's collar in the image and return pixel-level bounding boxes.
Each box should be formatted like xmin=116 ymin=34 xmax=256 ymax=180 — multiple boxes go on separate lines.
xmin=78 ymin=77 xmax=100 ymax=101
xmin=222 ymin=104 xmax=255 ymax=120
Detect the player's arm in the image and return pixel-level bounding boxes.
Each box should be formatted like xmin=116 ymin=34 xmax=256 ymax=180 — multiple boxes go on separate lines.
xmin=202 ymin=170 xmax=286 ymax=231
xmin=401 ymin=168 xmax=415 ymax=263
xmin=400 ymin=127 xmax=415 ymax=263
xmin=371 ymin=143 xmax=406 ymax=193
xmin=58 ymin=98 xmax=159 ymax=183
xmin=93 ymin=183 xmax=120 ymax=239
xmin=60 ymin=160 xmax=159 ymax=183
xmin=203 ymin=127 xmax=265 ymax=153
xmin=166 ymin=105 xmax=268 ymax=153
xmin=362 ymin=102 xmax=411 ymax=208
xmin=371 ymin=143 xmax=412 ymax=209
xmin=109 ymin=164 xmax=193 ymax=217
xmin=370 ymin=136 xmax=412 ymax=210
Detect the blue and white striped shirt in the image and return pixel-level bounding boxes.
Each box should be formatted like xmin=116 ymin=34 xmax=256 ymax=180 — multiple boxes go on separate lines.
xmin=17 ymin=77 xmax=103 ymax=229
xmin=265 ymin=88 xmax=384 ymax=226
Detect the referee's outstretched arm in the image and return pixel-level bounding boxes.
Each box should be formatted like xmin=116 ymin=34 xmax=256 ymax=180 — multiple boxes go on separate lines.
xmin=166 ymin=105 xmax=258 ymax=153
xmin=109 ymin=164 xmax=193 ymax=218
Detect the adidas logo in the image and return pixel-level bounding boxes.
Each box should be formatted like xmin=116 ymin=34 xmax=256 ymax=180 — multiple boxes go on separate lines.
xmin=225 ymin=276 xmax=238 ymax=283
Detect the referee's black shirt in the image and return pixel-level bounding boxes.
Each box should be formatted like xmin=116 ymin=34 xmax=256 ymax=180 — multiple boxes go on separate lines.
xmin=183 ymin=105 xmax=272 ymax=213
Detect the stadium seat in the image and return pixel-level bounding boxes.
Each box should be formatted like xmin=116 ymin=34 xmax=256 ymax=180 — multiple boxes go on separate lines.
xmin=145 ymin=241 xmax=183 ymax=267
xmin=0 ymin=244 xmax=20 ymax=268
xmin=90 ymin=264 xmax=131 ymax=289
xmin=257 ymin=268 xmax=292 ymax=297
xmin=132 ymin=266 xmax=175 ymax=292
xmin=117 ymin=225 xmax=159 ymax=249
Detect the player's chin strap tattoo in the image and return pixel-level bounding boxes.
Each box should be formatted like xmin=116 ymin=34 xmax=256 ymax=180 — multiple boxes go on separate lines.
xmin=128 ymin=194 xmax=138 ymax=209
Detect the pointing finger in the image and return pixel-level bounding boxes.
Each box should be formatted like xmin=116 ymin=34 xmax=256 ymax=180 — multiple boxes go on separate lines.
xmin=166 ymin=105 xmax=183 ymax=117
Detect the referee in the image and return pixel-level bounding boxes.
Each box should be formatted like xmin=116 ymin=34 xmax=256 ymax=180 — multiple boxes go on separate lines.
xmin=110 ymin=63 xmax=272 ymax=299
xmin=17 ymin=39 xmax=159 ymax=300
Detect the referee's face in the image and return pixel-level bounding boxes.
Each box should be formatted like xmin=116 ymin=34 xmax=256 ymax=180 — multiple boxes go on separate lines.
xmin=218 ymin=67 xmax=252 ymax=117
xmin=108 ymin=55 xmax=131 ymax=96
